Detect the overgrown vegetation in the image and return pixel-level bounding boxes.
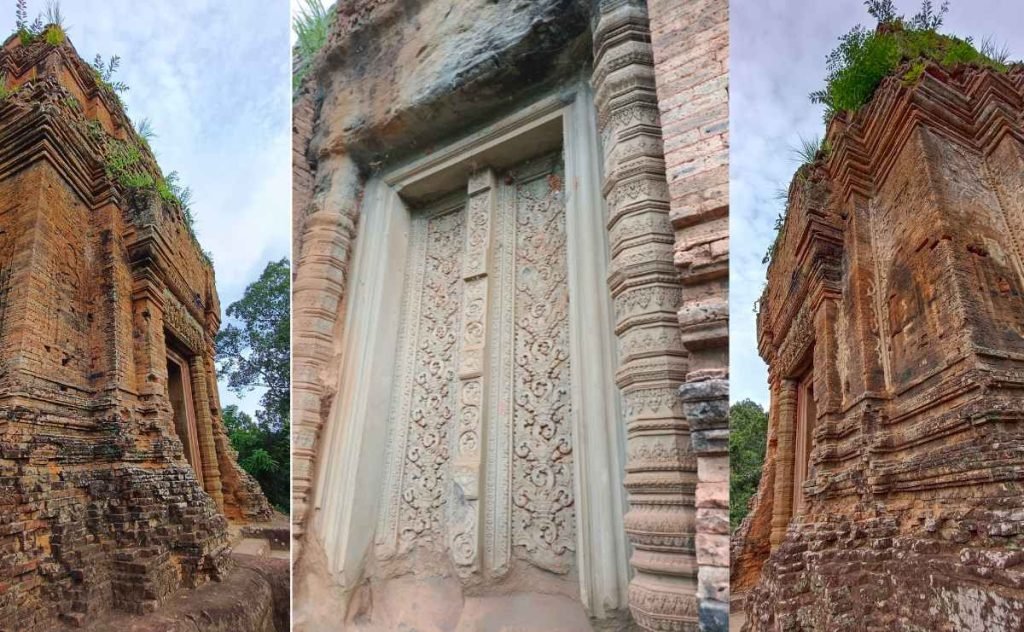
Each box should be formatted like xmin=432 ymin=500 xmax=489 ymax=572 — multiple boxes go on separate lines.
xmin=14 ymin=0 xmax=64 ymax=47
xmin=100 ymin=136 xmax=197 ymax=231
xmin=292 ymin=0 xmax=335 ymax=92
xmin=8 ymin=3 xmax=207 ymax=260
xmin=761 ymin=136 xmax=831 ymax=266
xmin=217 ymin=259 xmax=291 ymax=513
xmin=730 ymin=399 xmax=769 ymax=531
xmin=761 ymin=211 xmax=786 ymax=266
xmin=9 ymin=2 xmax=204 ymax=249
xmin=810 ymin=0 xmax=1011 ymax=122
xmin=0 ymin=73 xmax=14 ymax=100
xmin=91 ymin=54 xmax=129 ymax=96
xmin=761 ymin=1 xmax=1015 ymax=273
xmin=222 ymin=405 xmax=290 ymax=513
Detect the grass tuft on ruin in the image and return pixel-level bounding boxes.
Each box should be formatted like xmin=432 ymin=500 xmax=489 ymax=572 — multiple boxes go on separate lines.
xmin=14 ymin=0 xmax=65 ymax=47
xmin=292 ymin=0 xmax=335 ymax=93
xmin=8 ymin=1 xmax=209 ymax=262
xmin=760 ymin=1 xmax=1018 ymax=272
xmin=810 ymin=0 xmax=1014 ymax=122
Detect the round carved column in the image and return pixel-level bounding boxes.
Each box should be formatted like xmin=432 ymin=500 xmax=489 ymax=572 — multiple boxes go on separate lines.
xmin=592 ymin=2 xmax=697 ymax=629
xmin=189 ymin=354 xmax=225 ymax=510
xmin=770 ymin=379 xmax=797 ymax=549
xmin=291 ymin=156 xmax=362 ymax=545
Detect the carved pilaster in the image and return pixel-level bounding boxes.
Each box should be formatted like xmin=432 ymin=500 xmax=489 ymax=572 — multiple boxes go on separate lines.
xmin=593 ymin=2 xmax=697 ymax=629
xmin=770 ymin=379 xmax=797 ymax=549
xmin=292 ymin=156 xmax=362 ymax=543
xmin=449 ymin=169 xmax=497 ymax=575
xmin=131 ymin=271 xmax=167 ymax=398
xmin=189 ymin=355 xmax=224 ymax=510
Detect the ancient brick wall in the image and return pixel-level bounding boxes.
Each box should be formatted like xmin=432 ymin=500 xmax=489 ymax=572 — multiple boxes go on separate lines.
xmin=0 ymin=35 xmax=271 ymax=629
xmin=736 ymin=64 xmax=1024 ymax=630
xmin=648 ymin=0 xmax=730 ymax=628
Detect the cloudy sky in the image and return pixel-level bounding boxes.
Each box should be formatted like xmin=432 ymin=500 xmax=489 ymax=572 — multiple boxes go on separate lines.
xmin=730 ymin=0 xmax=1023 ymax=408
xmin=2 ymin=1 xmax=292 ymax=415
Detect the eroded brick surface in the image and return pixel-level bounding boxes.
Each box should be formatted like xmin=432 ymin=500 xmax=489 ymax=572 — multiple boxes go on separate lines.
xmin=0 ymin=35 xmax=272 ymax=630
xmin=734 ymin=64 xmax=1024 ymax=630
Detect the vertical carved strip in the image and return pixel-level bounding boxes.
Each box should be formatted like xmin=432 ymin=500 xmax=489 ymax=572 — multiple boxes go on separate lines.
xmin=131 ymin=273 xmax=166 ymax=399
xmin=770 ymin=379 xmax=797 ymax=549
xmin=374 ymin=204 xmax=464 ymax=555
xmin=292 ymin=156 xmax=362 ymax=543
xmin=376 ymin=216 xmax=429 ymax=557
xmin=486 ymin=179 xmax=515 ymax=576
xmin=592 ymin=2 xmax=697 ymax=629
xmin=450 ymin=170 xmax=496 ymax=575
xmin=190 ymin=355 xmax=224 ymax=510
xmin=509 ymin=158 xmax=575 ymax=573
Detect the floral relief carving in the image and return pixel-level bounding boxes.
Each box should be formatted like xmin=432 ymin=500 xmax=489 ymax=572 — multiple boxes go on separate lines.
xmin=464 ymin=194 xmax=492 ymax=279
xmin=163 ymin=289 xmax=205 ymax=354
xmin=509 ymin=159 xmax=575 ymax=573
xmin=614 ymin=285 xmax=680 ymax=323
xmin=623 ymin=387 xmax=684 ymax=418
xmin=392 ymin=207 xmax=465 ymax=548
xmin=379 ymin=155 xmax=577 ymax=579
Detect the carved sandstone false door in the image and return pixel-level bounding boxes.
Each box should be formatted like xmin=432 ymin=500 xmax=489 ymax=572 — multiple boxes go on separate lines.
xmin=166 ymin=348 xmax=205 ymax=485
xmin=376 ymin=152 xmax=576 ymax=577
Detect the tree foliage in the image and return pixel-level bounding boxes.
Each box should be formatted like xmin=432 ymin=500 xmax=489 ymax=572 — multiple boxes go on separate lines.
xmin=216 ymin=258 xmax=290 ymax=430
xmin=730 ymin=399 xmax=769 ymax=531
xmin=222 ymin=405 xmax=290 ymax=512
xmin=216 ymin=258 xmax=290 ymax=512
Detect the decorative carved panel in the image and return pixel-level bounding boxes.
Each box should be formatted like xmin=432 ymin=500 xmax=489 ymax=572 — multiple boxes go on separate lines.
xmin=377 ymin=152 xmax=576 ymax=578
xmin=378 ymin=203 xmax=466 ymax=552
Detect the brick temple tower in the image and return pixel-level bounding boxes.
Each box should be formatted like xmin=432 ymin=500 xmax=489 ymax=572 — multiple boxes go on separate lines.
xmin=0 ymin=30 xmax=273 ymax=629
xmin=733 ymin=62 xmax=1024 ymax=629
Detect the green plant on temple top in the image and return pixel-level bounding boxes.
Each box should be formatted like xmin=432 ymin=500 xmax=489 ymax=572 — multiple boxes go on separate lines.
xmin=292 ymin=0 xmax=335 ymax=93
xmin=14 ymin=0 xmax=66 ymax=46
xmin=91 ymin=54 xmax=129 ymax=95
xmin=135 ymin=117 xmax=155 ymax=146
xmin=809 ymin=0 xmax=1013 ymax=123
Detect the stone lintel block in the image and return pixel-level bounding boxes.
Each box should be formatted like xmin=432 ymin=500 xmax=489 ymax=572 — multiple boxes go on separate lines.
xmin=678 ymin=376 xmax=728 ymax=401
xmin=691 ymin=428 xmax=728 ymax=455
xmin=697 ymin=565 xmax=730 ymax=602
xmin=698 ymin=597 xmax=729 ymax=632
xmin=697 ymin=455 xmax=728 ymax=483
xmin=696 ymin=507 xmax=729 ymax=535
xmin=696 ymin=481 xmax=727 ymax=510
xmin=680 ymin=380 xmax=728 ymax=432
xmin=695 ymin=532 xmax=729 ymax=567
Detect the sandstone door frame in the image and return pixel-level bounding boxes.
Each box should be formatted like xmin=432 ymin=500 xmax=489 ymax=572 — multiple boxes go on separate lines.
xmin=310 ymin=83 xmax=631 ymax=616
xmin=166 ymin=346 xmax=205 ymax=485
xmin=792 ymin=370 xmax=815 ymax=517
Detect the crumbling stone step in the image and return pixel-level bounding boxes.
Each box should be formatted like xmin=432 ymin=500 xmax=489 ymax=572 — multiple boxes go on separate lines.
xmin=233 ymin=537 xmax=270 ymax=558
xmin=240 ymin=520 xmax=290 ymax=551
xmin=59 ymin=555 xmax=289 ymax=632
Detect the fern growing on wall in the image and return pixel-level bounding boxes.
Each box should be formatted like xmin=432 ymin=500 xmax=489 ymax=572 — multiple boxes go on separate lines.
xmin=292 ymin=0 xmax=335 ymax=93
